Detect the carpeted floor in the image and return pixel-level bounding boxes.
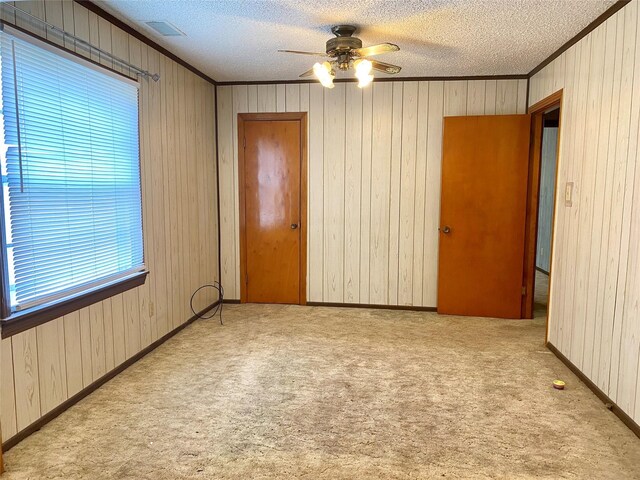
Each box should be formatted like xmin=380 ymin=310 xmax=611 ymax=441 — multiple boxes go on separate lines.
xmin=3 ymin=303 xmax=640 ymax=479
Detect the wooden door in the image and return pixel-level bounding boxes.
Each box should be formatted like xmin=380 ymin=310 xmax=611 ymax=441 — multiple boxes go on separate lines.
xmin=239 ymin=114 xmax=307 ymax=304
xmin=437 ymin=115 xmax=531 ymax=318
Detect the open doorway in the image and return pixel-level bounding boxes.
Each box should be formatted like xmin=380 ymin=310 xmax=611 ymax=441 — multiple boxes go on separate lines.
xmin=533 ymin=108 xmax=559 ymax=317
xmin=522 ymin=89 xmax=562 ymax=327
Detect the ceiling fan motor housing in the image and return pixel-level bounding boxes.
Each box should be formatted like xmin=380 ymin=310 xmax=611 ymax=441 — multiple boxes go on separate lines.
xmin=326 ymin=25 xmax=362 ymax=57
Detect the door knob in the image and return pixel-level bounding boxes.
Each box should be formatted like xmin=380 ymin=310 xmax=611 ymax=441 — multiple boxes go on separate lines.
xmin=291 ymin=223 xmax=298 ymax=229
xmin=440 ymin=226 xmax=451 ymax=234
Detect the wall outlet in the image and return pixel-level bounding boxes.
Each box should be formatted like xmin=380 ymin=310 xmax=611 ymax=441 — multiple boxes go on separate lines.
xmin=565 ymin=182 xmax=574 ymax=207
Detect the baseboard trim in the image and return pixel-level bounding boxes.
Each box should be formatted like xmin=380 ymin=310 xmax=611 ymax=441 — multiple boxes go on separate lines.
xmin=536 ymin=266 xmax=550 ymax=276
xmin=2 ymin=299 xmax=221 ymax=452
xmin=223 ymin=299 xmax=435 ymax=312
xmin=547 ymin=341 xmax=640 ymax=439
xmin=307 ymin=301 xmax=437 ymax=312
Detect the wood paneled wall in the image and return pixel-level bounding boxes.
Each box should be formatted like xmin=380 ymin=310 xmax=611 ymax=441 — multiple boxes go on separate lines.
xmin=536 ymin=127 xmax=558 ymax=272
xmin=529 ymin=0 xmax=640 ymax=425
xmin=0 ymin=1 xmax=219 ymax=443
xmin=217 ymin=79 xmax=527 ymax=306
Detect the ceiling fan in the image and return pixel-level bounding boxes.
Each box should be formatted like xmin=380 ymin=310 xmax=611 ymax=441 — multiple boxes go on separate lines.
xmin=278 ymin=25 xmax=401 ymax=88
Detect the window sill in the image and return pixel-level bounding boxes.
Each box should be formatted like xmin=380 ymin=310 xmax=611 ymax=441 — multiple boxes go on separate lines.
xmin=1 ymin=271 xmax=148 ymax=338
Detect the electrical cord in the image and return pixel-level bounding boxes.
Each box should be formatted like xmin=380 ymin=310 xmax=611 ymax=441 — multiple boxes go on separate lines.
xmin=190 ymin=281 xmax=224 ymax=325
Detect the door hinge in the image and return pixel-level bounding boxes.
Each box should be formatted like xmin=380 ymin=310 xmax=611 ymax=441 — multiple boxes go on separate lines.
xmin=243 ymin=137 xmax=246 ymax=149
xmin=245 ymin=273 xmax=249 ymax=284
xmin=522 ymin=286 xmax=527 ymax=296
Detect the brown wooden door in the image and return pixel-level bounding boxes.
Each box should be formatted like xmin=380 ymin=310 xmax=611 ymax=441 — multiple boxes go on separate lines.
xmin=240 ymin=116 xmax=305 ymax=304
xmin=437 ymin=115 xmax=531 ymax=318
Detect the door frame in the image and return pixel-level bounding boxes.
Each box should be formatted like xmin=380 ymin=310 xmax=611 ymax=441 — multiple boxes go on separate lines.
xmin=237 ymin=112 xmax=308 ymax=305
xmin=521 ymin=90 xmax=563 ymax=336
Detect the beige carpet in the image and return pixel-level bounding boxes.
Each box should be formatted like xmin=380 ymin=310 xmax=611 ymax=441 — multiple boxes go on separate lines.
xmin=3 ymin=304 xmax=640 ymax=479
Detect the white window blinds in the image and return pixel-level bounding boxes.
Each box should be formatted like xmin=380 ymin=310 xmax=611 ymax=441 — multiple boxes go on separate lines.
xmin=0 ymin=26 xmax=144 ymax=312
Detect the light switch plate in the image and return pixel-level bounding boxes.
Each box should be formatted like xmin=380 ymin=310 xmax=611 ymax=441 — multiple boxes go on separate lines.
xmin=565 ymin=182 xmax=574 ymax=207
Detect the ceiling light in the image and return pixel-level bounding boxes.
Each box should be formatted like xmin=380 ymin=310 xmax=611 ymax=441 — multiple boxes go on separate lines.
xmin=354 ymin=59 xmax=374 ymax=88
xmin=313 ymin=62 xmax=335 ymax=89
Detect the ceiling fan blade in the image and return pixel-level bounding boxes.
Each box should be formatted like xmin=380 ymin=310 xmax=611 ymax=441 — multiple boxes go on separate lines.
xmin=370 ymin=60 xmax=402 ymax=74
xmin=278 ymin=49 xmax=328 ymax=56
xmin=299 ymin=67 xmax=316 ymax=78
xmin=353 ymin=43 xmax=399 ymax=57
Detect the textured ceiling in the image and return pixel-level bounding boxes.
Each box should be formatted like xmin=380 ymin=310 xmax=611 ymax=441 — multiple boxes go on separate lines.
xmin=96 ymin=0 xmax=616 ymax=82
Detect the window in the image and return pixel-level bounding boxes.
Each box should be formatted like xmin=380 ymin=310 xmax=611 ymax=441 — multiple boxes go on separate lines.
xmin=0 ymin=25 xmax=145 ymax=323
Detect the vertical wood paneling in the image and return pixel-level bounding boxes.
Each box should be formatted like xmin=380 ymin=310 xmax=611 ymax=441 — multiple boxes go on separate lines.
xmin=78 ymin=307 xmax=93 ymax=387
xmin=559 ymin=41 xmax=584 ymax=355
xmin=308 ymin=84 xmax=324 ymax=301
xmin=412 ymin=82 xmax=429 ymax=305
xmin=484 ymin=80 xmax=497 ymax=114
xmin=576 ymin=27 xmax=606 ymax=376
xmin=591 ymin=17 xmax=620 ymax=387
xmin=369 ymin=82 xmax=394 ymax=304
xmin=444 ymin=80 xmax=468 ymax=116
xmin=1 ymin=338 xmax=17 ymax=440
xmin=257 ymin=85 xmax=276 ymax=112
xmin=87 ymin=10 xmax=100 ymax=63
xmin=387 ymin=83 xmax=404 ymax=305
xmin=496 ymin=79 xmax=519 ymax=114
xmin=167 ymin=61 xmax=181 ymax=328
xmin=44 ymin=0 xmax=64 ymax=46
xmin=97 ymin=16 xmax=113 ymax=69
xmin=423 ymin=81 xmax=445 ymax=306
xmin=219 ymin=79 xmax=524 ymax=308
xmin=175 ymin=66 xmax=188 ymax=324
xmin=72 ymin=2 xmax=90 ymax=55
xmin=530 ymin=1 xmax=640 ymax=425
xmin=0 ymin=2 xmax=16 ymax=25
xmin=135 ymin=40 xmax=153 ymax=349
xmin=89 ymin=303 xmax=106 ymax=380
xmin=613 ymin=1 xmax=640 ymax=413
xmin=299 ymin=84 xmax=310 ymax=298
xmin=217 ymin=86 xmax=236 ymax=299
xmin=398 ymin=82 xmax=419 ymax=305
xmin=603 ymin=3 xmax=636 ymax=398
xmin=102 ymin=299 xmax=115 ymax=372
xmin=323 ymin=85 xmax=346 ymax=302
xmin=516 ymin=79 xmax=528 ymax=114
xmin=15 ymin=1 xmax=45 ymax=37
xmin=466 ymin=80 xmax=485 ymax=115
xmin=123 ymin=289 xmax=141 ymax=360
xmin=63 ymin=311 xmax=84 ymax=397
xmin=344 ymin=86 xmax=362 ymax=303
xmin=285 ymin=84 xmax=300 ymax=112
xmin=232 ymin=85 xmax=248 ymax=297
xmin=61 ymin=0 xmax=74 ymax=51
xmin=359 ymin=86 xmax=373 ymax=304
xmin=36 ymin=318 xmax=67 ymax=414
xmin=159 ymin=56 xmax=174 ymax=329
xmin=247 ymin=85 xmax=258 ymax=112
xmin=12 ymin=330 xmax=40 ymax=431
xmin=567 ymin=34 xmax=592 ymax=366
xmin=149 ymin=49 xmax=170 ymax=338
xmin=276 ymin=84 xmax=286 ymax=112
xmin=1 ymin=1 xmax=219 ymax=442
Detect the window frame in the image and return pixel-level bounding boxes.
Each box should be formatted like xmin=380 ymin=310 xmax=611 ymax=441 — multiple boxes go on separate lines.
xmin=0 ymin=22 xmax=148 ymax=338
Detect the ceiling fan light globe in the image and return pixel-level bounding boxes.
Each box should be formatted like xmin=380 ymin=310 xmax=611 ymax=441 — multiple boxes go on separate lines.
xmin=357 ymin=74 xmax=373 ymax=88
xmin=313 ymin=61 xmax=335 ymax=88
xmin=320 ymin=72 xmax=335 ymax=88
xmin=354 ymin=58 xmax=372 ymax=76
